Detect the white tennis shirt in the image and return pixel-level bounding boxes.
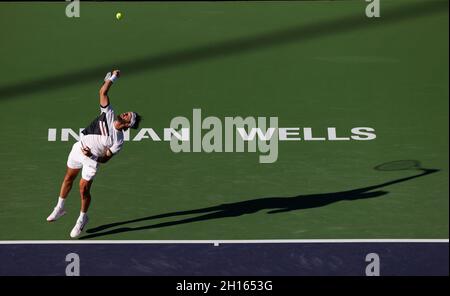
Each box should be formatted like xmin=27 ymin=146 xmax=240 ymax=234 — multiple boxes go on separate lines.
xmin=80 ymin=105 xmax=124 ymax=158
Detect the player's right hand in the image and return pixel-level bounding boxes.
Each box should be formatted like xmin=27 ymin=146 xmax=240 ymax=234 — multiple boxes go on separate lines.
xmin=81 ymin=146 xmax=93 ymax=157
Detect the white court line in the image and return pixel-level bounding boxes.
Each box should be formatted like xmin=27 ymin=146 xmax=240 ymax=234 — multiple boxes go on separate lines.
xmin=0 ymin=239 xmax=448 ymax=244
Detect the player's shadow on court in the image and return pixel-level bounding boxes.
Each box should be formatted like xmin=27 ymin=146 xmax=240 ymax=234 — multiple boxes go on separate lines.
xmin=81 ymin=166 xmax=439 ymax=239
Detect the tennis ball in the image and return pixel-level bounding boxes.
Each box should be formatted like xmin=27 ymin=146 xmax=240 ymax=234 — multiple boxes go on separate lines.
xmin=116 ymin=12 xmax=123 ymax=20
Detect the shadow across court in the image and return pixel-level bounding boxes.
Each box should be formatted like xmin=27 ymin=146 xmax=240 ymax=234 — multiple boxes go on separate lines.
xmin=0 ymin=0 xmax=447 ymax=101
xmin=80 ymin=164 xmax=439 ymax=239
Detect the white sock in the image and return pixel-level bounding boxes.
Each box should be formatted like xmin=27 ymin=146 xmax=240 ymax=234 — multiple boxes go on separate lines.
xmin=78 ymin=211 xmax=87 ymax=221
xmin=56 ymin=197 xmax=65 ymax=209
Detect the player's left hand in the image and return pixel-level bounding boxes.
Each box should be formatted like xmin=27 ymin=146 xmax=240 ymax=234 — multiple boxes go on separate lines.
xmin=104 ymin=71 xmax=112 ymax=82
xmin=112 ymin=69 xmax=120 ymax=77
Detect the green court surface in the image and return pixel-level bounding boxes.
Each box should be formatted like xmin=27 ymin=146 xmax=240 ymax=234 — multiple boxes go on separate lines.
xmin=0 ymin=1 xmax=448 ymax=240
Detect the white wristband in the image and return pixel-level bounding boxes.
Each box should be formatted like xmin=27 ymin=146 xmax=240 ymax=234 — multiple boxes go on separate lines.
xmin=109 ymin=74 xmax=118 ymax=83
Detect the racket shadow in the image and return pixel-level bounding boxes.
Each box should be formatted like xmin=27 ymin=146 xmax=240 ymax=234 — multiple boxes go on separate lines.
xmin=80 ymin=162 xmax=440 ymax=240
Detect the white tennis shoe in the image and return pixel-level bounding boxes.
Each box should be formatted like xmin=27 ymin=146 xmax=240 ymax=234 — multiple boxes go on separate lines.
xmin=46 ymin=207 xmax=66 ymax=222
xmin=70 ymin=215 xmax=89 ymax=238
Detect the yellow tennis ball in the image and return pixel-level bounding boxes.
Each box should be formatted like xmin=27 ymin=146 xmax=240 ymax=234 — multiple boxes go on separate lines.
xmin=116 ymin=12 xmax=123 ymax=20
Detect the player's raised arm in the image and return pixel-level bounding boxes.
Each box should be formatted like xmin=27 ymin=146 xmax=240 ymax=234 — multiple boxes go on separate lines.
xmin=99 ymin=70 xmax=120 ymax=107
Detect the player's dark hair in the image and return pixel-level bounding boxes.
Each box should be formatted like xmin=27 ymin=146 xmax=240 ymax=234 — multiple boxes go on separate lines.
xmin=131 ymin=113 xmax=142 ymax=129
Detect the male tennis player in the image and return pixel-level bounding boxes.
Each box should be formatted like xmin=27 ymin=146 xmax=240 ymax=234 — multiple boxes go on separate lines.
xmin=46 ymin=69 xmax=141 ymax=238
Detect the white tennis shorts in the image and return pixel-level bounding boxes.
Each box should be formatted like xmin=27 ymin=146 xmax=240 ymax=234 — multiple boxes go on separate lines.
xmin=67 ymin=141 xmax=99 ymax=181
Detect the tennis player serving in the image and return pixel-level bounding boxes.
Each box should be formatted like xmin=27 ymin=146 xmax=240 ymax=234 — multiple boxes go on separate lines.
xmin=47 ymin=70 xmax=141 ymax=238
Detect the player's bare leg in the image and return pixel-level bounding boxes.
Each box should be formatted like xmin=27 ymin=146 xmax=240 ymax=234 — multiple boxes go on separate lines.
xmin=70 ymin=178 xmax=93 ymax=238
xmin=59 ymin=167 xmax=81 ymax=199
xmin=47 ymin=167 xmax=80 ymax=222
xmin=79 ymin=178 xmax=93 ymax=213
